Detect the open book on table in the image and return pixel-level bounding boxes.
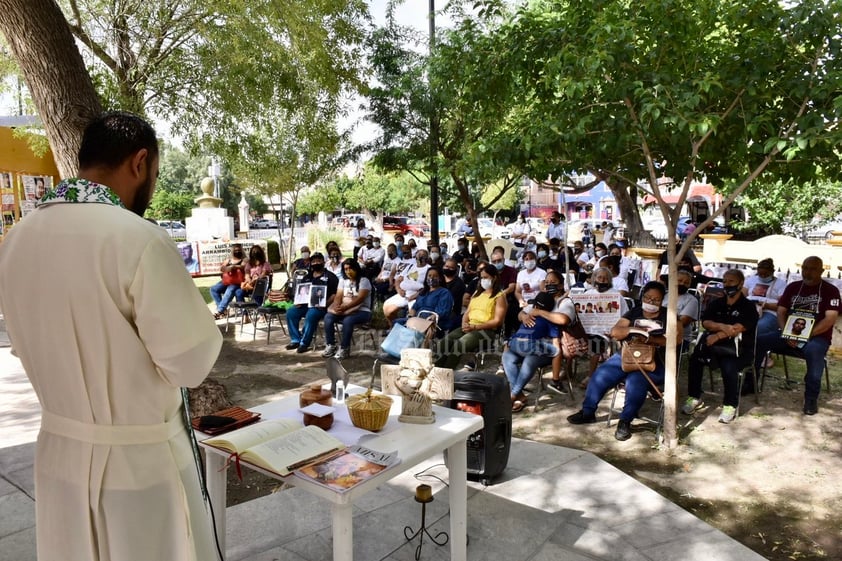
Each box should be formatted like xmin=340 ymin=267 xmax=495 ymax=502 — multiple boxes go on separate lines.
xmin=202 ymin=419 xmax=344 ymax=477
xmin=294 ymin=445 xmax=400 ymax=493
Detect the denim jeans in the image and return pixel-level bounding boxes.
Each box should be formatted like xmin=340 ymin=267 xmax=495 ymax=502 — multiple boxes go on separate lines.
xmin=687 ymin=348 xmax=753 ymax=407
xmin=210 ymin=282 xmax=238 ymax=313
xmin=581 ymin=354 xmax=666 ymax=422
xmin=324 ymin=310 xmax=372 ymax=348
xmin=755 ymin=331 xmax=830 ymax=400
xmin=503 ymin=338 xmax=558 ymax=396
xmin=286 ymin=306 xmax=326 ymax=347
xmin=756 ymin=312 xmax=780 ymax=337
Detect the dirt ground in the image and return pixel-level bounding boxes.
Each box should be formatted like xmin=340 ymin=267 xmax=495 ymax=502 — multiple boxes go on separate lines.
xmin=202 ymin=321 xmax=842 ymax=561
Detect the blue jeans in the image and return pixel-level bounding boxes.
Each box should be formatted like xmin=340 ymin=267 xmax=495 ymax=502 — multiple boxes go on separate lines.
xmin=757 ymin=312 xmax=779 ymax=337
xmin=755 ymin=330 xmax=830 ymax=400
xmin=503 ymin=338 xmax=558 ymax=396
xmin=688 ymin=347 xmax=753 ymax=407
xmin=582 ymin=354 xmax=666 ymax=422
xmin=287 ymin=306 xmax=326 ymax=347
xmin=324 ymin=310 xmax=372 ymax=348
xmin=210 ymin=282 xmax=238 ymax=313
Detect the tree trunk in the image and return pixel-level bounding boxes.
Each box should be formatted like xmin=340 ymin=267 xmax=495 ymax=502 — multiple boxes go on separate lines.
xmin=0 ymin=0 xmax=102 ymax=177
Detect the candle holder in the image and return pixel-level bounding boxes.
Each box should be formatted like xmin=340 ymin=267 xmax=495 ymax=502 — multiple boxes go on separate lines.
xmin=403 ymin=484 xmax=448 ymax=561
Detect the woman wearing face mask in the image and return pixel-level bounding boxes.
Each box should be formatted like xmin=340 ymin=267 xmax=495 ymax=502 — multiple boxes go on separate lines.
xmin=373 ymin=243 xmax=401 ymax=301
xmin=568 ymin=281 xmax=681 ymax=441
xmin=742 ymin=258 xmax=785 ymax=338
xmin=235 ymin=244 xmax=273 ymax=309
xmin=395 ymin=268 xmax=453 ymax=334
xmin=535 ymin=243 xmax=557 ymax=272
xmin=326 ymin=250 xmax=344 ymax=278
xmin=435 ymin=264 xmax=507 ymax=369
xmin=382 ymin=250 xmax=431 ymax=328
xmin=683 ymin=269 xmax=758 ymax=424
xmin=585 ymin=243 xmax=608 ymax=272
xmin=515 ymin=250 xmax=547 ymax=309
xmin=211 ymin=244 xmax=247 ymax=319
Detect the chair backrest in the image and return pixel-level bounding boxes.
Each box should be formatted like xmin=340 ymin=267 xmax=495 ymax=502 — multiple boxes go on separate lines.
xmin=251 ymin=276 xmax=270 ymax=303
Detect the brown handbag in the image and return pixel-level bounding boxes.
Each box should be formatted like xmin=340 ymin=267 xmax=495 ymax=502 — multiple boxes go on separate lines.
xmin=621 ymin=341 xmax=657 ymax=373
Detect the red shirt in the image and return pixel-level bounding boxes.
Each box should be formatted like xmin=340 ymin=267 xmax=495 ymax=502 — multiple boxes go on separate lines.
xmin=778 ymin=280 xmax=842 ymax=342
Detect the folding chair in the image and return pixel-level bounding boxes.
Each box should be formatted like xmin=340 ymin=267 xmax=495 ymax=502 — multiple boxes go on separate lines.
xmin=225 ymin=277 xmax=270 ymax=334
xmin=696 ymin=332 xmax=760 ymax=420
xmin=760 ymin=348 xmax=831 ymax=393
xmin=606 ymin=380 xmax=665 ymax=441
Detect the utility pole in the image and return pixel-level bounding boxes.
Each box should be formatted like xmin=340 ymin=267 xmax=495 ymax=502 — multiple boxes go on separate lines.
xmin=429 ymin=0 xmax=440 ymax=246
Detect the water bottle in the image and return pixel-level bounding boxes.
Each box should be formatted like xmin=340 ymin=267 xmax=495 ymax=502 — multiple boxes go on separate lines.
xmin=335 ymin=380 xmax=345 ymax=403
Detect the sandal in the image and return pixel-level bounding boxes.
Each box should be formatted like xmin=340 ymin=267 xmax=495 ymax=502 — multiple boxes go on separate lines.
xmin=511 ymin=400 xmax=526 ymax=413
xmin=213 ymin=311 xmax=225 ymax=320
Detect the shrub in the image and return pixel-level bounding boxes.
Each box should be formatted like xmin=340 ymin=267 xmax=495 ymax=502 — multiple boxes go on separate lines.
xmin=308 ymin=228 xmax=345 ymax=254
xmin=266 ymin=240 xmax=281 ymax=265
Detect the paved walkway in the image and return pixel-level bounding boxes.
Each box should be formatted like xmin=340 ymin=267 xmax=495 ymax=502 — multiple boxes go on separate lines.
xmin=0 ymin=317 xmax=766 ymax=561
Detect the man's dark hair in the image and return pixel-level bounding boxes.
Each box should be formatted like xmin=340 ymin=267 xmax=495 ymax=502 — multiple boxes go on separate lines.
xmin=78 ymin=111 xmax=159 ymax=170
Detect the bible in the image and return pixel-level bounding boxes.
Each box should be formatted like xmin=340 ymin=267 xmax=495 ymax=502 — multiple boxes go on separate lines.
xmin=202 ymin=418 xmax=344 ymax=476
xmin=294 ymin=445 xmax=400 ymax=493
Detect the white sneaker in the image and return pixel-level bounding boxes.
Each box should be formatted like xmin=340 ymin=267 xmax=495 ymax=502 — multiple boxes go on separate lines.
xmin=718 ymin=405 xmax=737 ymax=424
xmin=322 ymin=345 xmax=337 ymax=358
xmin=681 ymin=397 xmax=704 ymax=415
xmin=335 ymin=347 xmax=350 ymax=360
xmin=495 ymin=365 xmax=505 ymax=376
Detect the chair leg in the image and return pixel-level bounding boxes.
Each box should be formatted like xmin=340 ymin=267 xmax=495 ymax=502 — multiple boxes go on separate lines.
xmin=824 ymin=358 xmax=831 ymax=393
xmin=606 ymin=385 xmax=620 ymax=427
xmin=225 ymin=308 xmax=233 ymax=333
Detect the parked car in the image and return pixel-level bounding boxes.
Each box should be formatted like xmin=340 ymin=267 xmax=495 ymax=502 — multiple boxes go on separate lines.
xmin=449 ymin=218 xmax=511 ymax=240
xmin=405 ymin=218 xmax=431 ymax=237
xmin=157 ymin=220 xmax=186 ymax=238
xmin=803 ymin=218 xmax=842 ymax=241
xmin=567 ymin=219 xmax=613 ymax=243
xmin=382 ymin=216 xmax=411 ymax=236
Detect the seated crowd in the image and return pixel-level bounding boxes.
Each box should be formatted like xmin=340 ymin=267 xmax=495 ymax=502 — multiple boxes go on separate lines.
xmin=215 ymin=225 xmax=834 ymax=438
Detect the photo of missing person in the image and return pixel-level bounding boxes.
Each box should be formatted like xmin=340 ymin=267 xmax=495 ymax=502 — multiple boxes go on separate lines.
xmin=783 ymin=314 xmax=813 ymax=342
xmin=22 ymin=175 xmax=49 ymax=201
xmin=310 ymin=286 xmax=326 ymax=308
xmin=178 ymin=241 xmax=200 ymax=274
xmin=294 ymin=282 xmax=312 ymax=306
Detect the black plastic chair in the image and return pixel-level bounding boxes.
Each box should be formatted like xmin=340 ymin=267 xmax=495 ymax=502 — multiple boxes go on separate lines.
xmin=226 ymin=277 xmax=270 ymax=334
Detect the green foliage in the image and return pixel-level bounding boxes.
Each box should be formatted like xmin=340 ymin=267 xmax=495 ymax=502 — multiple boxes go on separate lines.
xmin=308 ymin=228 xmax=345 ymax=255
xmin=266 ymin=240 xmax=281 ymax=265
xmin=298 ymin=169 xmax=429 ymax=216
xmin=146 ymin=190 xmax=195 ymax=221
xmin=738 ymin=180 xmax=842 ymax=235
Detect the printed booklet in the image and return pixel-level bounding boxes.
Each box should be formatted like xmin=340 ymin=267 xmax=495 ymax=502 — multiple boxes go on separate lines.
xmin=294 ymin=445 xmax=400 ymax=493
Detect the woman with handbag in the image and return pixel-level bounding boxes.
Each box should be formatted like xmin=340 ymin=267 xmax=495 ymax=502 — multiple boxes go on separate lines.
xmin=211 ymin=243 xmax=246 ymax=319
xmin=322 ymin=259 xmax=372 ymax=360
xmin=682 ymin=269 xmax=758 ymax=424
xmin=235 ymin=245 xmax=273 ymax=310
xmin=395 ymin=268 xmax=453 ymax=333
xmin=568 ymin=281 xmax=680 ymax=441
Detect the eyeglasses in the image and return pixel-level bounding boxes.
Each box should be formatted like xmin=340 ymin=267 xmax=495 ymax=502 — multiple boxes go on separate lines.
xmin=642 ymin=297 xmax=662 ymax=305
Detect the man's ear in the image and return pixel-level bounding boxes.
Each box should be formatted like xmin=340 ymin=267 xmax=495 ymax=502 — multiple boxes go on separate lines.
xmin=129 ymin=149 xmax=149 ymax=178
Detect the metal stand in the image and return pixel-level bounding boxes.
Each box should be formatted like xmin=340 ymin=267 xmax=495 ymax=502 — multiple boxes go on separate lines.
xmin=403 ymin=486 xmax=448 ymax=561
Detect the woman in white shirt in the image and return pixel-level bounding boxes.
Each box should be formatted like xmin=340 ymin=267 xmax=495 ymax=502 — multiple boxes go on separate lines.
xmin=743 ymin=258 xmax=786 ymax=337
xmin=515 ymin=250 xmax=547 ymax=308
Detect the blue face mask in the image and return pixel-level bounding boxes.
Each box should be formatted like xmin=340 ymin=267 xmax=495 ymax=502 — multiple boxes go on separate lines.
xmin=494 ymin=262 xmax=504 ymax=271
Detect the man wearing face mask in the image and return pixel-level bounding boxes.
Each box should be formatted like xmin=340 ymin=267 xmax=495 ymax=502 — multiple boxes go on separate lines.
xmin=490 ymin=249 xmax=519 ymax=335
xmin=515 ymin=250 xmax=548 ymax=309
xmin=440 ymin=258 xmax=466 ymax=331
xmin=358 ymin=235 xmax=385 ymax=279
xmin=293 ymin=245 xmax=312 ymax=271
xmin=326 ymin=249 xmax=344 ymax=279
xmin=683 ymin=269 xmax=758 ymax=424
xmin=382 ymin=248 xmax=431 ymax=327
xmin=285 ymin=252 xmax=339 ymax=353
xmin=452 ymin=237 xmax=470 ymax=264
xmin=211 ymin=243 xmax=247 ymax=319
xmin=393 ymin=233 xmax=405 ymax=254
xmin=546 ymin=211 xmax=566 ymax=242
xmin=373 ymin=243 xmax=401 ymax=301
xmin=427 ymin=241 xmax=442 ymax=265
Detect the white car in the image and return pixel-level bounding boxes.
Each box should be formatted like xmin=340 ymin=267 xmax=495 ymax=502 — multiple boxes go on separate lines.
xmin=450 ymin=218 xmax=511 ymax=240
xmin=509 ymin=217 xmax=547 ymax=240
xmin=157 ymin=220 xmax=187 ymax=238
xmin=804 ymin=219 xmax=842 ymax=241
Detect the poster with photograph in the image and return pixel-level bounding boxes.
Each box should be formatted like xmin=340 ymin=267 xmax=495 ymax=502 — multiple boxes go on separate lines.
xmin=196 ymin=240 xmax=264 ymax=276
xmin=309 ymin=285 xmax=327 ymax=308
xmin=294 ymin=282 xmax=312 ymax=306
xmin=177 ymin=241 xmax=200 ymax=275
xmin=782 ymin=311 xmax=814 ymax=347
xmin=570 ymin=293 xmax=622 ymax=335
xmin=0 ymin=172 xmax=15 ymax=212
xmin=22 ymin=175 xmax=50 ymax=201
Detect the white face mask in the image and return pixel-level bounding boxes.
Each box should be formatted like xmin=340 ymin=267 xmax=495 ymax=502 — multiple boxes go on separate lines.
xmin=373 ymin=242 xmax=381 ymax=248
xmin=430 ymin=252 xmax=440 ymax=261
xmin=301 ymin=252 xmax=310 ymax=259
xmin=641 ymin=302 xmax=660 ymax=313
xmin=480 ymin=278 xmax=493 ymax=290
xmin=595 ymin=250 xmax=605 ymax=257
xmin=524 ymin=260 xmax=537 ymax=271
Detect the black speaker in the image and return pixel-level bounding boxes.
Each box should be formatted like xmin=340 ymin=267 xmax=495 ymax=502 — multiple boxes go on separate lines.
xmin=448 ymin=371 xmax=512 ymax=485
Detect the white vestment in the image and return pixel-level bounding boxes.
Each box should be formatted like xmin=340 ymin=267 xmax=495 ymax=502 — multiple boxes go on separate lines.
xmin=0 ymin=201 xmax=223 ymax=561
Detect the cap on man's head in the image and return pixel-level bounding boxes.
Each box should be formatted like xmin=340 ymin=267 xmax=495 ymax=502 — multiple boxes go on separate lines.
xmin=531 ymin=292 xmax=556 ymax=311
xmin=757 ymin=258 xmax=774 ymax=270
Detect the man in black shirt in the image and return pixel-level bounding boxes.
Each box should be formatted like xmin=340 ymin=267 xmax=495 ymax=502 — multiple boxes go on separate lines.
xmin=286 ymin=252 xmax=339 ymax=353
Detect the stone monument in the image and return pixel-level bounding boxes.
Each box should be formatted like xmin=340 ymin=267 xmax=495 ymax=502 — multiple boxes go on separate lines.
xmin=185 ymin=177 xmax=234 ymax=242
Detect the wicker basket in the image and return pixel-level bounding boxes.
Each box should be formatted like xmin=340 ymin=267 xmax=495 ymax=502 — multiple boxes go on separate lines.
xmin=346 ymin=390 xmax=393 ymax=431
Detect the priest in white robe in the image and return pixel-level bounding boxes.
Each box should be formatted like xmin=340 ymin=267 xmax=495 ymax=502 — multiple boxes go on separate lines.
xmin=0 ymin=112 xmax=223 ymax=561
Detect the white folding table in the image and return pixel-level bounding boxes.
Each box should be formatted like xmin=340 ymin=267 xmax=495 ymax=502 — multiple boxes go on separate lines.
xmin=200 ymin=387 xmax=484 ymax=561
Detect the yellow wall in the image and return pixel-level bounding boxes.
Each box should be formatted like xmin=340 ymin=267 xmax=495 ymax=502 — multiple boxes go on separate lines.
xmin=0 ymin=126 xmax=60 ymax=179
